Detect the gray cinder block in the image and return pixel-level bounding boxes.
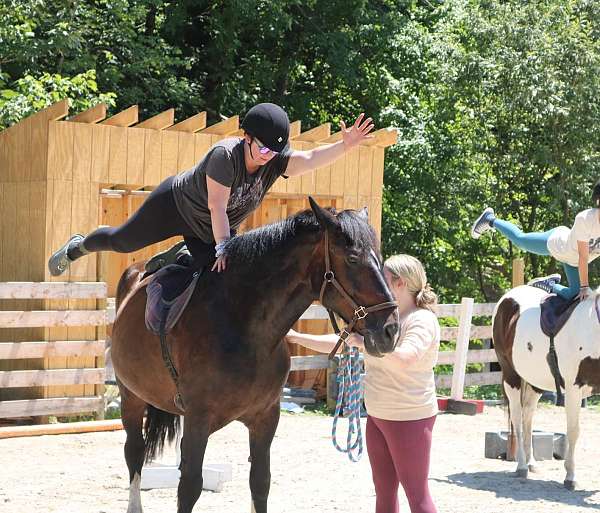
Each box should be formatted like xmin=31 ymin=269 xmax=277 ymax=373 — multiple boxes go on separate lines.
xmin=485 ymin=430 xmax=565 ymax=461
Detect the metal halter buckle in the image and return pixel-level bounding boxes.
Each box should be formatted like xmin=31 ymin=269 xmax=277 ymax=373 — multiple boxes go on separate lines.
xmin=354 ymin=306 xmax=367 ymax=320
xmin=339 ymin=329 xmax=351 ymax=341
xmin=324 ymin=271 xmax=335 ymax=282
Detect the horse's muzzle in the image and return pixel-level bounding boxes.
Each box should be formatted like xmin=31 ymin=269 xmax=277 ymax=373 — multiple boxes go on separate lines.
xmin=362 ymin=318 xmax=399 ymax=358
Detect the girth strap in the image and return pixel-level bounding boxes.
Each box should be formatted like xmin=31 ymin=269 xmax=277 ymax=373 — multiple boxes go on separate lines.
xmin=159 ymin=318 xmax=185 ymax=411
xmin=546 ymin=335 xmax=564 ymax=405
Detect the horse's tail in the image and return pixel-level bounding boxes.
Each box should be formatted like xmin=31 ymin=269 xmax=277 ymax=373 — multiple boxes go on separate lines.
xmin=143 ymin=404 xmax=181 ymax=463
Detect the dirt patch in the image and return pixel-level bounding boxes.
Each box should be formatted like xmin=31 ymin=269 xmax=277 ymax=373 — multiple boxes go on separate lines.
xmin=3 ymin=405 xmax=600 ymax=512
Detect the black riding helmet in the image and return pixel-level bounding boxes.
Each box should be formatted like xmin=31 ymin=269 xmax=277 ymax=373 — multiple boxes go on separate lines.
xmin=241 ymin=103 xmax=290 ymax=153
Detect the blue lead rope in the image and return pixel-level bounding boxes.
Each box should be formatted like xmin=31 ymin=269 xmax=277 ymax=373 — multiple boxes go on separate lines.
xmin=331 ymin=343 xmax=363 ymax=462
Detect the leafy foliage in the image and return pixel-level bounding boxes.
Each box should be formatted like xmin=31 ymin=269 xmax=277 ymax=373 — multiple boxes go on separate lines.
xmin=1 ymin=0 xmax=599 ymax=302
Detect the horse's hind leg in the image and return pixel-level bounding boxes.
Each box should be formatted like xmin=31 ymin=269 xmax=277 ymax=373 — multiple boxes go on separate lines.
xmin=118 ymin=381 xmax=147 ymax=513
xmin=177 ymin=412 xmax=210 ymax=513
xmin=504 ymin=380 xmax=528 ymax=478
xmin=246 ymin=404 xmax=281 ymax=513
xmin=564 ymin=385 xmax=583 ymax=490
xmin=521 ymin=382 xmax=542 ymax=472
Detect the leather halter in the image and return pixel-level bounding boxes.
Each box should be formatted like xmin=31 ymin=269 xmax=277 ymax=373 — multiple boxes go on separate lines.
xmin=318 ymin=230 xmax=398 ymax=359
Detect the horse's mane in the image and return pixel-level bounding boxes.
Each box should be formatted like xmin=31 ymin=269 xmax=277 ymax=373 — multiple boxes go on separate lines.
xmin=224 ymin=207 xmax=378 ymax=265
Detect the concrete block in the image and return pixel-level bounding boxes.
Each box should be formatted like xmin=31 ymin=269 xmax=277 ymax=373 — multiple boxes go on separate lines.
xmin=141 ymin=463 xmax=232 ymax=492
xmin=485 ymin=430 xmax=508 ymax=459
xmin=553 ymin=432 xmax=567 ymax=460
xmin=485 ymin=430 xmax=565 ymax=461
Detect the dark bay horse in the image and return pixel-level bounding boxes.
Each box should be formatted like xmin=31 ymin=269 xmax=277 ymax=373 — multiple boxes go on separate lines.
xmin=111 ymin=197 xmax=399 ymax=513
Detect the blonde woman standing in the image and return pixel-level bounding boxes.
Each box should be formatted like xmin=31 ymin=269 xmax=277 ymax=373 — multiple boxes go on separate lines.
xmin=287 ymin=254 xmax=440 ymax=513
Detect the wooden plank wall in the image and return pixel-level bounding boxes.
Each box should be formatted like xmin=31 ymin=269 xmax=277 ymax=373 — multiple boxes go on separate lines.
xmin=1 ymin=101 xmax=393 ymax=402
xmin=0 ymin=101 xmax=69 ymax=402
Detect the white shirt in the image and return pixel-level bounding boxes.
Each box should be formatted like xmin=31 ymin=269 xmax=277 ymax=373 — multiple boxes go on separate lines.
xmin=547 ymin=208 xmax=600 ymax=266
xmin=364 ymin=308 xmax=440 ymax=421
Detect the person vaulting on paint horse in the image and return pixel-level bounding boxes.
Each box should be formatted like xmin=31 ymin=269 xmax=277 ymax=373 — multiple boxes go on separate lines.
xmin=471 ymin=180 xmax=600 ymax=302
xmin=48 ymin=103 xmax=375 ymax=276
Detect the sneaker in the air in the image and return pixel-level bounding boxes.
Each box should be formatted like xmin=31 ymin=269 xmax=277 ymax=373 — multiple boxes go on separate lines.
xmin=470 ymin=207 xmax=496 ymax=239
xmin=47 ymin=234 xmax=85 ymax=277
xmin=527 ymin=273 xmax=562 ymax=293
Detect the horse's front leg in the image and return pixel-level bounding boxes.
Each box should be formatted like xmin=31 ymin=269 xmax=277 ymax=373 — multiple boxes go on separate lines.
xmin=564 ymin=385 xmax=582 ymax=490
xmin=246 ymin=404 xmax=281 ymax=513
xmin=177 ymin=412 xmax=210 ymax=513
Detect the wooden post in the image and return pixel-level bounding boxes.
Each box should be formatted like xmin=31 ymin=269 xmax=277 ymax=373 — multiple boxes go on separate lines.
xmin=450 ymin=297 xmax=474 ymax=400
xmin=95 ymin=249 xmax=110 ymax=420
xmin=512 ymin=258 xmax=525 ymax=287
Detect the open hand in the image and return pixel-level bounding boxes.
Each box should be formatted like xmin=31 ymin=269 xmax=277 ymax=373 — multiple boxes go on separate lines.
xmin=578 ymin=286 xmax=590 ymax=301
xmin=340 ymin=113 xmax=375 ymax=149
xmin=211 ymin=254 xmax=227 ymax=272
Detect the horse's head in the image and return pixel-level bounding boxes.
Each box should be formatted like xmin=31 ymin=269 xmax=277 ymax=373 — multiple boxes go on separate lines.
xmin=309 ymin=197 xmax=399 ymax=357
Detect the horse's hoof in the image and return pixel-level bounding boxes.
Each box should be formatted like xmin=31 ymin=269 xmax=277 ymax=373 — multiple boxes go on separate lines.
xmin=516 ymin=468 xmax=529 ymax=478
xmin=528 ymin=464 xmax=539 ymax=473
xmin=564 ymin=479 xmax=577 ymax=490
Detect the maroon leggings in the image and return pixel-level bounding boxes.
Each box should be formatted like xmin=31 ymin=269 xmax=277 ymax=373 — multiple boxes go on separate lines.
xmin=366 ymin=415 xmax=437 ymax=513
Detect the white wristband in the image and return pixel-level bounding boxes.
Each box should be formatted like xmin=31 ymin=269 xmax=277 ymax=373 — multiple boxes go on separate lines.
xmin=215 ymin=239 xmax=229 ymax=258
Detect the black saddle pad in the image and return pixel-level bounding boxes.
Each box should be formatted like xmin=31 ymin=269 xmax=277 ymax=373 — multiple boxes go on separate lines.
xmin=145 ymin=264 xmax=202 ymax=335
xmin=540 ymin=293 xmax=580 ymax=339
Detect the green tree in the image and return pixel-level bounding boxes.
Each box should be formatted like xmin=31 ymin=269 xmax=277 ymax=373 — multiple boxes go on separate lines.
xmin=383 ymin=0 xmax=600 ymax=301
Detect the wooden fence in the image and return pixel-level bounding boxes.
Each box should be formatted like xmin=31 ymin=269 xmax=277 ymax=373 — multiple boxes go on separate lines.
xmin=283 ymin=298 xmax=502 ymax=400
xmin=433 ymin=298 xmax=500 ymax=398
xmin=0 ymin=282 xmax=109 ymax=419
xmin=102 ymin=297 xmax=501 ymax=398
xmin=0 ymin=284 xmax=501 ymax=421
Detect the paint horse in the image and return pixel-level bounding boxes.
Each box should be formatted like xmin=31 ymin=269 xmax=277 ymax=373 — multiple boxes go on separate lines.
xmin=111 ymin=197 xmax=399 ymax=513
xmin=493 ymin=285 xmax=600 ymax=489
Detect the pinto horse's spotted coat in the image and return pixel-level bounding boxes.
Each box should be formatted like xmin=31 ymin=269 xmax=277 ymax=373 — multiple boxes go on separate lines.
xmin=493 ymin=285 xmax=600 ymax=488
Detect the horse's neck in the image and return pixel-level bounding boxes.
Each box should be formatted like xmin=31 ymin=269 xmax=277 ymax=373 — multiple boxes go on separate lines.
xmin=221 ymin=234 xmax=321 ymax=340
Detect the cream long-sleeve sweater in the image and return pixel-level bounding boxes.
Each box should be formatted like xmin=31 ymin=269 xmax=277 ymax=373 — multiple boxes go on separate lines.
xmin=364 ymin=308 xmax=440 ymax=421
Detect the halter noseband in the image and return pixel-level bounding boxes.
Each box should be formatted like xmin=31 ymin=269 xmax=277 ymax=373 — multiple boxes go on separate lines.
xmin=318 ymin=230 xmax=398 ymax=359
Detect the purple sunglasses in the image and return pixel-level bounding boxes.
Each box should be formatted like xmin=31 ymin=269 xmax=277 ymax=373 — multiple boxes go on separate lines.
xmin=254 ymin=137 xmax=278 ymax=156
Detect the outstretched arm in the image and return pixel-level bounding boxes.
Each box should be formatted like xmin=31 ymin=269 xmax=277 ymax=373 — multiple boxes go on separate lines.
xmin=286 ymin=328 xmax=363 ymax=353
xmin=284 ymin=114 xmax=375 ymax=177
xmin=577 ymin=240 xmax=590 ymax=300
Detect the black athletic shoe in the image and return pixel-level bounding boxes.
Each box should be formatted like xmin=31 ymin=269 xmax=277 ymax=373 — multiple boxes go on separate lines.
xmin=47 ymin=234 xmax=85 ymax=277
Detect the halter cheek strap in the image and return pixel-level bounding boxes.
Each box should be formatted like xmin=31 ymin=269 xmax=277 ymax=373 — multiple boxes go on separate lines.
xmin=318 ymin=230 xmax=397 ymax=359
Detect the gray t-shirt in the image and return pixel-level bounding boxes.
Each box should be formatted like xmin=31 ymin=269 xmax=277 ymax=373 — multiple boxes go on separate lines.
xmin=171 ymin=138 xmax=290 ymax=242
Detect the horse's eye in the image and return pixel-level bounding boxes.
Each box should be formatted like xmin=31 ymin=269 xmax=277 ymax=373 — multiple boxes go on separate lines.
xmin=346 ymin=254 xmax=360 ymax=265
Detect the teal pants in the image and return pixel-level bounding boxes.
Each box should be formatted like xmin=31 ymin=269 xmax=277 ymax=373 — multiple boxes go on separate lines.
xmin=493 ymin=219 xmax=580 ymax=300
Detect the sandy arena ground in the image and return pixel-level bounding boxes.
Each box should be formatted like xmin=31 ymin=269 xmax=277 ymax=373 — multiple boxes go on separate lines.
xmin=3 ymin=405 xmax=600 ymax=512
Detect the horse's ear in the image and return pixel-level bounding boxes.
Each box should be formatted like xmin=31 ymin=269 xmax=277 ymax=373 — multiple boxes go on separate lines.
xmin=309 ymin=196 xmax=338 ymax=231
xmin=358 ymin=206 xmax=369 ymax=221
